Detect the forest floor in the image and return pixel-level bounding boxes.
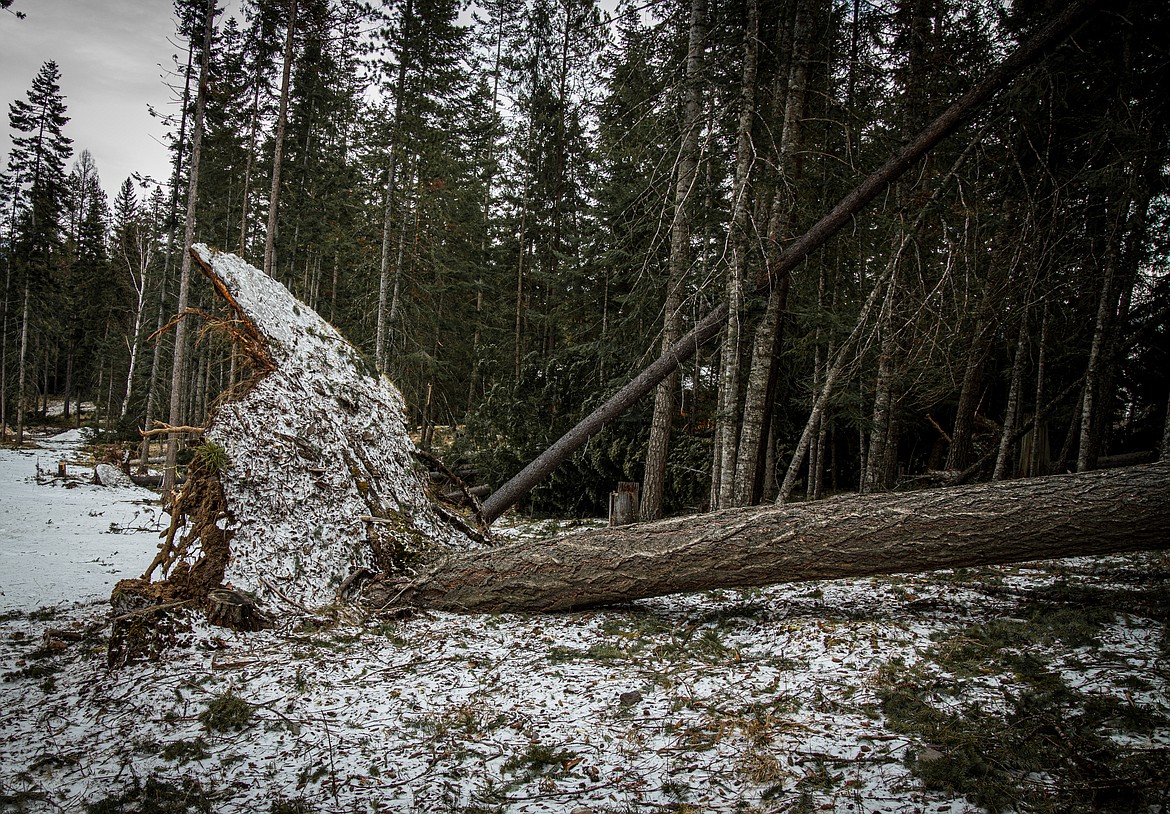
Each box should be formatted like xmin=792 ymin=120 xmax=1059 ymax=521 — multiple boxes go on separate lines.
xmin=1 ymin=429 xmax=1168 ymax=813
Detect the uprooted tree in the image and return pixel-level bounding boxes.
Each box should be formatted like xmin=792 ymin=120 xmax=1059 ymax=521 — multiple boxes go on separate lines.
xmin=112 ymin=246 xmax=1170 ymax=626
xmin=114 ymin=0 xmax=1170 ymax=625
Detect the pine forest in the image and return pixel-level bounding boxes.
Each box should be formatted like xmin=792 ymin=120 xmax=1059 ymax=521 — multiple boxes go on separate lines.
xmin=3 ymin=0 xmax=1169 ymax=521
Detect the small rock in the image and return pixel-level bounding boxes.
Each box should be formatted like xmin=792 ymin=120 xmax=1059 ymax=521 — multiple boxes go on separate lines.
xmin=918 ymin=746 xmax=945 ymax=764
xmin=619 ymin=690 xmax=643 ymax=706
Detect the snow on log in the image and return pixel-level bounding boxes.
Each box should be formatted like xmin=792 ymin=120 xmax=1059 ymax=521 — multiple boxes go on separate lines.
xmin=364 ymin=461 xmax=1170 ymax=613
xmin=116 ymin=245 xmax=478 ymax=615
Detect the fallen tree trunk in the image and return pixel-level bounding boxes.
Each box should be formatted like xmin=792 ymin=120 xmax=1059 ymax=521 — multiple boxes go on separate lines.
xmin=367 ymin=461 xmax=1170 ymax=613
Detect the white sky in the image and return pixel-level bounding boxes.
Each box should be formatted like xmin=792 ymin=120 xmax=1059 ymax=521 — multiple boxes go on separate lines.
xmin=0 ymin=0 xmax=188 ymax=199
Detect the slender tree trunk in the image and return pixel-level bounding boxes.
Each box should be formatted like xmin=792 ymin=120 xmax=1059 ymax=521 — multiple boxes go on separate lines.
xmin=1161 ymin=399 xmax=1170 ymax=461
xmin=1078 ymin=228 xmax=1117 ymax=473
xmin=641 ymin=0 xmax=707 ymax=522
xmin=120 ymin=243 xmax=150 ymax=419
xmin=946 ymin=319 xmax=991 ymax=471
xmin=734 ymin=0 xmax=811 ymax=507
xmin=712 ymin=0 xmax=759 ymax=510
xmin=1028 ymin=304 xmax=1049 ymax=476
xmin=513 ymin=175 xmax=530 ymax=380
xmin=0 ymin=257 xmax=9 ymax=441
xmin=263 ymin=0 xmax=298 ymax=279
xmin=15 ymin=282 xmax=30 ymax=445
xmin=375 ymin=167 xmax=395 ymax=372
xmin=140 ymin=260 xmax=169 ymax=469
xmin=142 ymin=42 xmax=193 ymax=468
xmin=164 ymin=0 xmax=215 ymax=494
xmin=993 ymin=310 xmax=1030 ymax=480
xmin=238 ymin=63 xmax=262 ymax=256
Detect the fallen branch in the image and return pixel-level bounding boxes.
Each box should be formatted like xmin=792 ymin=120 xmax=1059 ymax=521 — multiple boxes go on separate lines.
xmin=139 ymin=423 xmax=207 ymax=438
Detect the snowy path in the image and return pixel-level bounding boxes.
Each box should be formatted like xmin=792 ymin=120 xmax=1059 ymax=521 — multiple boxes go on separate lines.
xmin=0 ymin=430 xmax=164 ymax=611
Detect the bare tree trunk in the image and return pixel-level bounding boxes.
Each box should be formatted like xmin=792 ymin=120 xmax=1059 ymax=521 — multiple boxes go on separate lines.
xmin=15 ymin=282 xmax=30 ymax=445
xmin=375 ymin=169 xmax=395 ymax=372
xmin=387 ymin=171 xmax=411 ymax=360
xmin=263 ymin=0 xmax=297 ymax=279
xmin=164 ymin=0 xmax=215 ymax=494
xmin=863 ymin=284 xmax=898 ymax=494
xmin=142 ymin=42 xmax=193 ymax=468
xmin=994 ymin=311 xmax=1030 ymax=480
xmin=946 ymin=319 xmax=991 ymax=471
xmin=140 ymin=262 xmax=169 ymax=469
xmin=238 ymin=57 xmax=263 ymax=256
xmin=1161 ymin=399 xmax=1170 ymax=461
xmin=376 ymin=463 xmax=1170 ymax=613
xmin=641 ymin=0 xmax=707 ymax=522
xmin=1 ymin=252 xmax=11 ymax=441
xmin=119 ymin=230 xmax=153 ymax=419
xmin=1078 ymin=230 xmax=1117 ymax=473
xmin=712 ymin=0 xmax=759 ymax=510
xmin=1028 ymin=304 xmax=1049 ymax=477
xmin=733 ymin=0 xmax=810 ymax=507
xmin=513 ymin=175 xmax=530 ymax=381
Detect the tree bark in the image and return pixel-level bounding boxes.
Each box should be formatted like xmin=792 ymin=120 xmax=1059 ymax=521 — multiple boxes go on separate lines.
xmin=993 ymin=310 xmax=1029 ymax=480
xmin=163 ymin=0 xmax=215 ymax=494
xmin=263 ymin=0 xmax=297 ymax=279
xmin=640 ymin=0 xmax=707 ymax=522
xmin=712 ymin=0 xmax=759 ymax=510
xmin=373 ymin=462 xmax=1170 ymax=613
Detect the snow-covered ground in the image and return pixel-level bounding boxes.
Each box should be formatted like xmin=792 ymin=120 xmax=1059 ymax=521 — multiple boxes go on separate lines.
xmin=0 ymin=429 xmax=164 ymax=612
xmin=1 ymin=433 xmax=1167 ymax=812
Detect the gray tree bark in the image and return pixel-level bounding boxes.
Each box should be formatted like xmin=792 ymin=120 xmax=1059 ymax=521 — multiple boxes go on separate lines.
xmin=641 ymin=0 xmax=707 ymax=522
xmin=163 ymin=0 xmax=215 ymax=494
xmin=732 ymin=0 xmax=811 ymax=507
xmin=372 ymin=462 xmax=1170 ymax=613
xmin=993 ymin=311 xmax=1029 ymax=480
xmin=712 ymin=0 xmax=759 ymax=510
xmin=262 ymin=0 xmax=297 ymax=279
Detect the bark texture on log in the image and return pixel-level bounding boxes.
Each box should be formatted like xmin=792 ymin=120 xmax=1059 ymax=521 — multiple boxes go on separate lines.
xmin=368 ymin=462 xmax=1170 ymax=613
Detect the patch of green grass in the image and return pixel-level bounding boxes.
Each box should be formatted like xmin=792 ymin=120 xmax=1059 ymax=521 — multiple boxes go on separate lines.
xmin=194 ymin=441 xmax=229 ymax=473
xmin=3 ymin=661 xmax=62 ymax=682
xmin=927 ymin=605 xmax=1113 ymax=678
xmin=270 ymin=797 xmax=315 ymax=814
xmin=198 ymin=691 xmax=252 ymax=733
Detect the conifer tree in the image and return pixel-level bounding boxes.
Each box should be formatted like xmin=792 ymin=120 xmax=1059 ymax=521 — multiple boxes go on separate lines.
xmin=5 ymin=60 xmax=72 ymax=443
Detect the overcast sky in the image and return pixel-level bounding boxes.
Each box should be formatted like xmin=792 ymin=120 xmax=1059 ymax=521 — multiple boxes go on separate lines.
xmin=1 ymin=0 xmax=186 ymax=200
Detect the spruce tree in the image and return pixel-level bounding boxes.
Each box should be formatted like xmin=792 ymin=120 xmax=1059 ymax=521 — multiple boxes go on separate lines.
xmin=5 ymin=60 xmax=72 ymax=443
